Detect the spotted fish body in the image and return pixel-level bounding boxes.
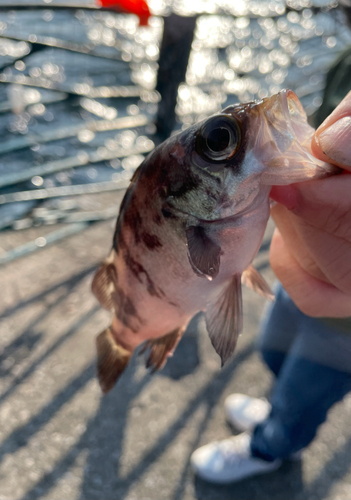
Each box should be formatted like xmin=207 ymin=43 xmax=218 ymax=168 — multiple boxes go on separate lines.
xmin=92 ymin=90 xmax=338 ymax=393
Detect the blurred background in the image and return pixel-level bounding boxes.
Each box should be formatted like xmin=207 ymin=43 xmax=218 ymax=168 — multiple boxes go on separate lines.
xmin=1 ymin=1 xmax=351 ymax=499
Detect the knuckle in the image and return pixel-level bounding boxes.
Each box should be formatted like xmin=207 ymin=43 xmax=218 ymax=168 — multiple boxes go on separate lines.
xmin=323 ymin=205 xmax=351 ymax=239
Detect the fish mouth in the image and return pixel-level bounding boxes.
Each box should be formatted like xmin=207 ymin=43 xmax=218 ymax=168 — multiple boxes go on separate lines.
xmin=256 ymin=89 xmax=338 ymax=185
xmin=223 ymin=89 xmax=305 ymax=127
xmin=259 ymin=88 xmax=307 ymax=145
xmin=224 ymin=89 xmax=338 ymax=186
xmin=280 ymin=89 xmax=305 ymax=121
xmin=264 ymin=89 xmax=305 ymax=118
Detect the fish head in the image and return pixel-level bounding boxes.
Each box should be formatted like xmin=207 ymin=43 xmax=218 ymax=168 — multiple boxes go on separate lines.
xmin=162 ymin=89 xmax=337 ymax=222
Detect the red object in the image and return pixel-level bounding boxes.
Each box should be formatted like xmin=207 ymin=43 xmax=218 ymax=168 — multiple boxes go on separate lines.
xmin=99 ymin=0 xmax=151 ymax=25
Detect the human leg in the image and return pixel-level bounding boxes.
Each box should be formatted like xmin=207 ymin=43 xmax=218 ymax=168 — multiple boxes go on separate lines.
xmin=192 ymin=296 xmax=351 ymax=482
xmin=225 ymin=284 xmax=302 ymax=431
xmin=251 ymin=319 xmax=351 ymax=461
xmin=257 ymin=283 xmax=302 ymax=377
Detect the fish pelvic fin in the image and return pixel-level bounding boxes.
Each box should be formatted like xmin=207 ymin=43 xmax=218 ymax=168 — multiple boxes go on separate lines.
xmin=242 ymin=265 xmax=274 ymax=301
xmin=96 ymin=327 xmax=131 ymax=393
xmin=142 ymin=327 xmax=183 ymax=373
xmin=91 ymin=252 xmax=117 ymax=311
xmin=205 ymin=274 xmax=243 ymax=366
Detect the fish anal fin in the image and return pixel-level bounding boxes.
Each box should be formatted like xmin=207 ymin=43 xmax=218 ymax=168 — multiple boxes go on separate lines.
xmin=242 ymin=265 xmax=274 ymax=301
xmin=91 ymin=253 xmax=117 ymax=311
xmin=96 ymin=328 xmax=131 ymax=393
xmin=143 ymin=328 xmax=183 ymax=372
xmin=205 ymin=274 xmax=243 ymax=366
xmin=186 ymin=226 xmax=221 ymax=280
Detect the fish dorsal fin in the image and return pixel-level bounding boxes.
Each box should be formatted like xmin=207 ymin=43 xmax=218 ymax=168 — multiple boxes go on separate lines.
xmin=91 ymin=253 xmax=117 ymax=311
xmin=242 ymin=265 xmax=274 ymax=301
xmin=96 ymin=328 xmax=131 ymax=393
xmin=205 ymin=274 xmax=243 ymax=366
xmin=141 ymin=327 xmax=183 ymax=372
xmin=186 ymin=226 xmax=221 ymax=280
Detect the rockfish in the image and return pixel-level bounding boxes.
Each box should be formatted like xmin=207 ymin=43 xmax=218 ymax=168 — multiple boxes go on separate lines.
xmin=92 ymin=89 xmax=337 ymax=393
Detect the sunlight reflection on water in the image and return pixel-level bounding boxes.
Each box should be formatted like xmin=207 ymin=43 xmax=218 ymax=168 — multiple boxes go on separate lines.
xmin=0 ymin=0 xmax=350 ymax=230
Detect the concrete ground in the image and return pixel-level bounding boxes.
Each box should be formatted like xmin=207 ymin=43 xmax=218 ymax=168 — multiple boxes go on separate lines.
xmin=1 ymin=194 xmax=351 ymax=500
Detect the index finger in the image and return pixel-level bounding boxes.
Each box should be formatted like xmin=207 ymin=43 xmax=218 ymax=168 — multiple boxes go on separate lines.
xmin=271 ymin=174 xmax=351 ymax=233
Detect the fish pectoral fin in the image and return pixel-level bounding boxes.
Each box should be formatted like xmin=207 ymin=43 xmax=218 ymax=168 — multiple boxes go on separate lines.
xmin=143 ymin=328 xmax=183 ymax=373
xmin=205 ymin=274 xmax=243 ymax=366
xmin=186 ymin=226 xmax=221 ymax=280
xmin=96 ymin=327 xmax=131 ymax=393
xmin=91 ymin=252 xmax=117 ymax=311
xmin=242 ymin=265 xmax=274 ymax=301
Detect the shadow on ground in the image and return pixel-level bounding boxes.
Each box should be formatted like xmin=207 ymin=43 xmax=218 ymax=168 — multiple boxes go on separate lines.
xmin=1 ymin=250 xmax=351 ymax=500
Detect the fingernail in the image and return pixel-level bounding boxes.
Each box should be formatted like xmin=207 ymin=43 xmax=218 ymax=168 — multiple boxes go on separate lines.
xmin=318 ymin=116 xmax=351 ymax=167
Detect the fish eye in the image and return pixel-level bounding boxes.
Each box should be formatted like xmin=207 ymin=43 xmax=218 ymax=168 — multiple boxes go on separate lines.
xmin=196 ymin=115 xmax=241 ymax=162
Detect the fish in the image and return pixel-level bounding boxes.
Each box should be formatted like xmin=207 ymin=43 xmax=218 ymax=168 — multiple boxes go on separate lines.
xmin=91 ymin=89 xmax=338 ymax=393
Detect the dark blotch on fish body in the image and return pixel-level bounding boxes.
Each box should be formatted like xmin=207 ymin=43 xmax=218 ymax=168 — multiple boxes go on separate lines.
xmin=123 ymin=209 xmax=142 ymax=244
xmin=141 ymin=232 xmax=162 ymax=250
xmin=147 ymin=280 xmax=165 ymax=298
xmin=113 ymin=188 xmax=143 ymax=251
xmin=111 ymin=287 xmax=141 ymax=333
xmin=153 ymin=213 xmax=163 ymax=225
xmin=125 ymin=251 xmax=146 ymax=282
xmin=161 ymin=207 xmax=177 ymax=219
xmin=125 ymin=251 xmax=165 ymax=299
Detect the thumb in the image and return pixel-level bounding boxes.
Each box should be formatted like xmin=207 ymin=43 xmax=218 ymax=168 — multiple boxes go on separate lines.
xmin=311 ymin=91 xmax=351 ymax=170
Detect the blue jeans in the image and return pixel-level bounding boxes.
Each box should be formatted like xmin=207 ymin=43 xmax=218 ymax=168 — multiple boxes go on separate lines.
xmin=250 ymin=285 xmax=351 ymax=462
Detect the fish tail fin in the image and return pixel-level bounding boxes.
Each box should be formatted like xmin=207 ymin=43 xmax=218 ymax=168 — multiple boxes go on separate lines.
xmin=142 ymin=327 xmax=183 ymax=373
xmin=96 ymin=327 xmax=131 ymax=393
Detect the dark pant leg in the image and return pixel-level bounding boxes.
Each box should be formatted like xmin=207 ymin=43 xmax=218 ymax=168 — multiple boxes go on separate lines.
xmin=251 ymin=320 xmax=351 ymax=461
xmin=257 ymin=284 xmax=303 ymax=377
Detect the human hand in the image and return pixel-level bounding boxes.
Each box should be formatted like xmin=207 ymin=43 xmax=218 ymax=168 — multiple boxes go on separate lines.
xmin=269 ymin=91 xmax=351 ymax=317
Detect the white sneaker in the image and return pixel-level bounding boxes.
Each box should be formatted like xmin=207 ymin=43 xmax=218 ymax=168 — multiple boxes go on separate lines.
xmin=224 ymin=393 xmax=271 ymax=432
xmin=190 ymin=432 xmax=281 ymax=484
